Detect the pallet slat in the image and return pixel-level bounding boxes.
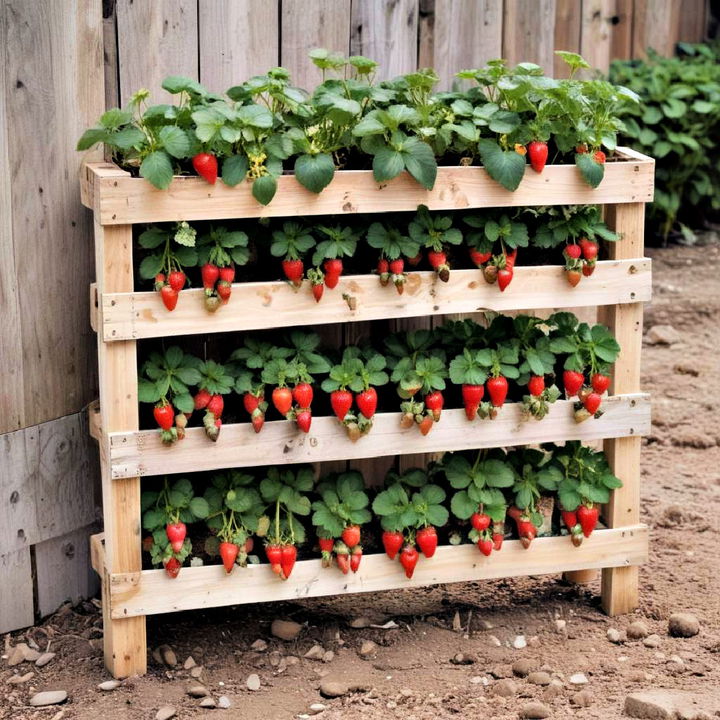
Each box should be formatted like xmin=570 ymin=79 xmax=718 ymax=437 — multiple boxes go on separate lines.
xmin=82 ymin=150 xmax=654 ymax=225
xmin=107 ymin=394 xmax=650 ymax=479
xmin=98 ymin=524 xmax=648 ymax=619
xmin=97 ymin=259 xmax=652 ymax=341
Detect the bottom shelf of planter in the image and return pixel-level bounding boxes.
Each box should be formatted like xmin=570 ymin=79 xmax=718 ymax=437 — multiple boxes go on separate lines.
xmin=91 ymin=525 xmax=648 ymax=620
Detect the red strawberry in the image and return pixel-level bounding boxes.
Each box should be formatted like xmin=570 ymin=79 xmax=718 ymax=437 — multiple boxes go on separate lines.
xmin=160 ymin=285 xmax=178 ymax=311
xmin=591 ymin=373 xmax=610 ymax=394
xmin=265 ymin=544 xmax=283 ymax=574
xmin=318 ymin=537 xmax=334 ymax=553
xmin=416 ymin=526 xmax=438 ymax=558
xmin=565 ymin=243 xmax=582 ymax=260
xmin=477 ymin=537 xmax=493 ymax=556
xmin=469 ymin=248 xmax=492 ymax=266
xmin=486 ymin=376 xmax=508 ymax=407
xmin=194 ymin=389 xmax=211 ymax=410
xmin=582 ymin=261 xmax=596 ymax=277
xmin=207 ymin=394 xmax=224 ymax=418
xmin=425 ymin=391 xmax=444 ymax=421
xmin=505 ymin=248 xmax=518 ymax=270
xmin=280 ymin=544 xmax=297 ymax=580
xmin=583 ymin=392 xmax=602 ymax=415
xmin=563 ymin=370 xmax=585 ymax=397
xmin=527 ymin=140 xmax=548 ymax=173
xmin=427 ymin=250 xmax=447 ymax=270
xmin=382 ymin=531 xmax=404 ymax=560
xmin=575 ymin=143 xmax=588 ymax=154
xmin=497 ymin=268 xmax=513 ymax=292
xmin=566 ymin=269 xmax=582 ymax=287
xmin=471 ymin=513 xmax=491 ymax=532
xmin=154 ymin=273 xmax=166 ymax=291
xmin=312 ymin=283 xmax=324 ymax=302
xmin=350 ymin=546 xmax=362 ymax=573
xmin=168 ymin=270 xmax=186 ymax=292
xmin=516 ymin=517 xmax=536 ymax=548
xmin=336 ymin=547 xmax=350 ymax=574
xmin=166 ymin=522 xmax=187 ymax=553
xmin=201 ymin=263 xmax=220 ymax=290
xmin=341 ymin=525 xmax=361 ymax=549
xmin=324 ymin=273 xmax=340 ymax=290
xmin=282 ymin=259 xmax=304 ymax=286
xmin=528 ymin=375 xmax=545 ymax=397
xmin=330 ymin=389 xmax=353 ymax=421
xmin=251 ymin=410 xmax=265 ymax=433
xmin=164 ymin=557 xmax=181 ymax=579
xmin=296 ymin=408 xmax=312 ymax=433
xmin=377 ymin=258 xmax=389 ymax=274
xmin=399 ymin=544 xmax=419 ymax=579
xmin=581 ymin=240 xmax=598 ymax=261
xmin=272 ymin=387 xmax=293 ymax=415
xmin=593 ymin=150 xmax=606 ymax=164
xmin=219 ymin=266 xmax=235 ymax=284
xmin=293 ymin=383 xmax=314 ymax=408
xmin=244 ymin=537 xmax=254 ymax=554
xmin=462 ymin=384 xmax=484 ymax=420
xmin=243 ymin=392 xmax=263 ymax=415
xmin=389 ymin=258 xmax=405 ymax=274
xmin=217 ymin=281 xmax=232 ymax=303
xmin=356 ymin=387 xmax=378 ymax=419
xmin=192 ymin=152 xmax=218 ymax=184
xmin=577 ymin=504 xmax=599 ymax=537
xmin=154 ymin=403 xmax=174 ymax=431
xmin=324 ymin=258 xmax=343 ymax=278
xmin=219 ymin=542 xmax=239 ymax=573
xmin=561 ymin=510 xmax=578 ymax=531
xmin=492 ymin=531 xmax=504 ymax=551
xmin=418 ymin=415 xmax=434 ymax=435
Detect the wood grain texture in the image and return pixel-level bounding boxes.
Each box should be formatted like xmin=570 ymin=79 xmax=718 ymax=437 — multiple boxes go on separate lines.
xmin=632 ymin=0 xmax=682 ymax=56
xmin=2 ymin=0 xmax=104 ymax=432
xmin=351 ymin=0 xmax=419 ymax=79
xmin=85 ymin=152 xmax=656 ymax=225
xmin=106 ymin=525 xmax=648 ymax=618
xmin=103 ymin=0 xmax=120 ymax=110
xmin=581 ymin=0 xmax=616 ymax=73
xmin=281 ymin=0 xmax=352 ymax=90
xmin=0 ymin=548 xmax=34 ymax=633
xmin=677 ymin=0 xmax=707 ymax=43
xmin=611 ymin=0 xmax=634 ymax=61
xmin=554 ymin=0 xmax=582 ymax=77
xmin=432 ymin=0 xmax=503 ymax=90
xmin=198 ymin=0 xmax=280 ymax=93
xmin=116 ymin=0 xmax=198 ymax=105
xmin=503 ymin=0 xmax=557 ymax=71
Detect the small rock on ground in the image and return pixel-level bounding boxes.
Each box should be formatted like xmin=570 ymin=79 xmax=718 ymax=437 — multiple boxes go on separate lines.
xmin=555 ymin=619 xmax=567 ymax=633
xmin=309 ymin=703 xmax=326 ymax=715
xmin=271 ymin=619 xmax=303 ymax=641
xmin=319 ymin=678 xmax=349 ymax=698
xmin=513 ymin=659 xmax=535 ymax=677
xmin=217 ymin=696 xmax=231 ymax=709
xmin=190 ymin=666 xmax=203 ymax=678
xmin=492 ymin=679 xmax=518 ymax=697
xmin=527 ymin=671 xmax=551 ymax=686
xmin=8 ymin=672 xmax=34 ymax=685
xmin=487 ymin=634 xmax=502 ymax=647
xmin=322 ymin=650 xmax=334 ymax=663
xmin=246 ymin=674 xmax=261 ymax=691
xmin=645 ymin=324 xmax=681 ymax=345
xmin=513 ymin=635 xmax=527 ymax=649
xmin=450 ymin=652 xmax=475 ymax=665
xmin=607 ymin=628 xmax=627 ymax=644
xmin=668 ymin=613 xmax=700 ymax=638
xmin=627 ymin=621 xmax=650 ymax=639
xmin=304 ymin=645 xmax=326 ymax=661
xmin=29 ymin=691 xmax=68 ymax=707
xmin=155 ymin=706 xmax=176 ymax=720
xmin=572 ymin=690 xmax=594 ymax=707
xmin=643 ymin=634 xmax=662 ymax=648
xmin=250 ymin=639 xmax=268 ymax=652
xmin=624 ymin=690 xmax=715 ymax=719
xmin=97 ymin=680 xmax=121 ymax=691
xmin=35 ymin=652 xmax=56 ymax=667
xmin=348 ymin=617 xmax=372 ymax=628
xmin=183 ymin=655 xmax=197 ymax=669
xmin=157 ymin=645 xmax=177 ymax=668
xmin=358 ymin=640 xmax=377 ymax=658
xmin=199 ymin=698 xmax=216 ymax=708
xmin=520 ymin=701 xmax=551 ymax=719
xmin=188 ymin=685 xmax=209 ymax=698
xmin=8 ymin=643 xmax=40 ymax=666
xmin=569 ymin=672 xmax=588 ymax=685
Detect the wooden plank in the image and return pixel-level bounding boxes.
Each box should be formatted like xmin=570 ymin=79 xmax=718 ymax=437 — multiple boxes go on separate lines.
xmin=107 ymin=394 xmax=650 ymax=479
xmin=103 ymin=0 xmax=120 ymax=110
xmin=85 ymin=151 xmax=656 ymax=225
xmin=0 ymin=412 xmax=98 ymax=555
xmin=554 ymin=0 xmax=582 ymax=77
xmin=632 ymin=0 xmax=681 ymax=57
xmin=503 ymin=0 xmax=557 ymax=72
xmin=350 ymin=0 xmax=419 ymax=80
xmin=91 ymin=533 xmax=105 ymax=575
xmin=677 ymin=0 xmax=707 ymax=43
xmin=35 ymin=524 xmax=99 ymax=618
xmin=116 ymin=0 xmax=198 ymax=106
xmin=581 ymin=0 xmax=616 ymax=73
xmin=428 ymin=0 xmax=503 ymax=90
xmin=109 ymin=525 xmax=648 ymax=618
xmin=600 ymin=202 xmax=644 ymax=616
xmin=281 ymin=0 xmax=352 ymax=90
xmin=3 ymin=0 xmax=104 ymax=430
xmin=198 ymin=0 xmax=279 ymax=94
xmin=417 ymin=0 xmax=435 ymax=69
xmin=0 ymin=548 xmax=34 ymax=634
xmin=97 ymin=259 xmax=652 ymax=342
xmin=610 ymin=0 xmax=634 ymax=61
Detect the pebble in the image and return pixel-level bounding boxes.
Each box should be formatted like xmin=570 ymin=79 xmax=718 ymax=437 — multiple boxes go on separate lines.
xmin=555 ymin=619 xmax=567 ymax=633
xmin=645 ymin=325 xmax=681 ymax=345
xmin=184 ymin=656 xmax=197 ymax=670
xmin=246 ymin=674 xmax=261 ymax=691
xmin=319 ymin=678 xmax=349 ymax=698
xmin=35 ymin=652 xmax=56 ymax=667
xmin=348 ymin=617 xmax=372 ymax=629
xmin=627 ymin=621 xmax=650 ymax=640
xmin=158 ymin=645 xmax=177 ymax=668
xmin=528 ymin=635 xmax=541 ymax=648
xmin=624 ymin=690 xmax=710 ymax=719
xmin=322 ymin=651 xmax=334 ymax=663
xmin=469 ymin=676 xmax=489 ymax=685
xmin=572 ymin=690 xmax=594 ymax=707
xmin=543 ymin=683 xmax=564 ymax=701
xmin=199 ymin=698 xmax=216 ymax=708
xmin=668 ymin=613 xmax=700 ymax=638
xmin=487 ymin=635 xmax=502 ymax=647
xmin=491 ymin=679 xmax=518 ymax=697
xmin=450 ymin=652 xmax=475 ymax=665
xmin=304 ymin=645 xmax=326 ymax=661
xmin=359 ymin=641 xmax=377 ymax=658
xmin=217 ymin=696 xmax=231 ymax=709
xmin=669 ymin=654 xmax=684 ymax=665
xmin=8 ymin=672 xmax=34 ymax=684
xmin=7 ymin=643 xmax=39 ymax=666
xmin=643 ymin=634 xmax=662 ymax=648
xmin=190 ymin=666 xmax=204 ymax=678
xmin=513 ymin=635 xmax=527 ymax=649
xmin=155 ymin=706 xmax=176 ymax=720
xmin=512 ymin=659 xmax=535 ymax=677
xmin=251 ymin=639 xmax=268 ymax=652
xmin=607 ymin=628 xmax=626 ymax=644
xmin=477 ymin=619 xmax=494 ymax=630
xmin=569 ymin=672 xmax=588 ymax=685
xmin=519 ymin=701 xmax=551 ymax=719
xmin=286 ymin=656 xmax=300 ymax=666
xmin=271 ymin=619 xmax=303 ymax=641
xmin=527 ymin=671 xmax=551 ymax=686
xmin=97 ymin=680 xmax=121 ymax=691
xmin=309 ymin=703 xmax=326 ymax=715
xmin=29 ymin=691 xmax=68 ymax=707
xmin=490 ymin=665 xmax=514 ymax=679
xmin=188 ymin=685 xmax=210 ymax=698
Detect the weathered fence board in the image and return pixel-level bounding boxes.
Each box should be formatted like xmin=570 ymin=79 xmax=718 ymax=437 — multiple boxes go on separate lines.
xmin=503 ymin=0 xmax=557 ymax=71
xmin=0 ymin=548 xmax=34 ymax=634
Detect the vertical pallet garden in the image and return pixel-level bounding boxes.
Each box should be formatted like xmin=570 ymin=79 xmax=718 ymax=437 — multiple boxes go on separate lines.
xmin=82 ymin=147 xmax=653 ymax=678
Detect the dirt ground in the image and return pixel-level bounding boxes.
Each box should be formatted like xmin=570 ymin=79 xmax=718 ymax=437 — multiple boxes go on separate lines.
xmin=3 ymin=243 xmax=720 ymax=720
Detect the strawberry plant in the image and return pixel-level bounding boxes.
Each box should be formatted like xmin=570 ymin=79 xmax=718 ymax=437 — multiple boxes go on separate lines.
xmin=271 ymin=222 xmax=316 ymax=287
xmin=259 ymin=466 xmax=313 ymax=580
xmin=137 ymin=223 xmax=198 ymax=311
xmin=138 ymin=347 xmax=201 ymax=444
xmin=311 ymin=224 xmax=358 ymax=289
xmin=196 ymin=227 xmax=250 ymax=309
xmin=311 ymin=471 xmax=371 ymax=574
xmin=366 ymin=219 xmax=421 ymax=294
xmin=408 ymin=205 xmax=463 ymax=281
xmin=192 ymin=360 xmax=234 ymax=442
xmin=141 ymin=477 xmax=209 ymax=578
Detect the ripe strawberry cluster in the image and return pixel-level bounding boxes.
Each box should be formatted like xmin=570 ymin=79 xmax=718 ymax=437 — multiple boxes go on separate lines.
xmin=563 ymin=236 xmax=599 ymax=287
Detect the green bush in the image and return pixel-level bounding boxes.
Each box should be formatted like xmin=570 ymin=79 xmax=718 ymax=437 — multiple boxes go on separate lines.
xmin=610 ymin=43 xmax=720 ymax=243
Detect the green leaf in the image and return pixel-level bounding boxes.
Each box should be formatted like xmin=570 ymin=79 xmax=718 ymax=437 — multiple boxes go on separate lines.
xmin=252 ymin=175 xmax=277 ymax=205
xmin=138 ymin=226 xmax=167 ymax=249
xmin=174 ymin=393 xmax=194 ymax=414
xmin=373 ymin=147 xmax=405 ymax=183
xmin=138 ymin=379 xmax=161 ymax=403
xmin=450 ymin=490 xmax=476 ymax=520
xmin=76 ymin=127 xmax=108 ymax=151
xmin=575 ymin=153 xmax=604 ymax=189
xmin=478 ymin=140 xmax=526 ymax=191
xmin=139 ymin=254 xmax=164 ymax=280
xmin=158 ymin=126 xmax=190 ymax=159
xmin=162 ymin=75 xmax=206 ymax=96
xmin=402 ymin=138 xmax=437 ymax=190
xmin=189 ymin=496 xmax=209 ymax=519
xmin=100 ymin=108 xmax=132 ymax=130
xmin=140 ymin=151 xmax=174 ymax=190
xmin=294 ymin=153 xmax=335 ymax=193
xmin=113 ymin=126 xmax=146 ymax=151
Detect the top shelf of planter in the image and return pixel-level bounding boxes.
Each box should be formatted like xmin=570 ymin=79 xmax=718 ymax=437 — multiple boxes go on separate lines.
xmin=80 ymin=148 xmax=654 ymax=226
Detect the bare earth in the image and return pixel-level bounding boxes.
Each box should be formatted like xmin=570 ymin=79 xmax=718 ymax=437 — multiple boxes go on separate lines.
xmin=3 ymin=243 xmax=720 ymax=720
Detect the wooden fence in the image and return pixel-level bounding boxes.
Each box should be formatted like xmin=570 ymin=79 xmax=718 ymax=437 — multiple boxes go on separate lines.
xmin=0 ymin=0 xmax=709 ymax=634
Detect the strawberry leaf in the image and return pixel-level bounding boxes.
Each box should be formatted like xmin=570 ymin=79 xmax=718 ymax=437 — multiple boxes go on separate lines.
xmin=140 ymin=151 xmax=174 ymax=189
xmin=575 ymin=152 xmax=605 ymax=188
xmin=294 ymin=153 xmax=335 ymax=193
xmin=478 ymin=140 xmax=526 ymax=191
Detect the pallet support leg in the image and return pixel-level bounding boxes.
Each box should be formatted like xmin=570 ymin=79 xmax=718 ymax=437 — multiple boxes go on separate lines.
xmin=95 ymin=217 xmax=147 ymax=676
xmin=599 ymin=202 xmax=645 ymax=615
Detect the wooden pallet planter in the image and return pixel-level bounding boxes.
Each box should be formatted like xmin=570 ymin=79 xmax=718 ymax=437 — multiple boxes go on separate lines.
xmin=83 ymin=148 xmax=653 ymax=678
